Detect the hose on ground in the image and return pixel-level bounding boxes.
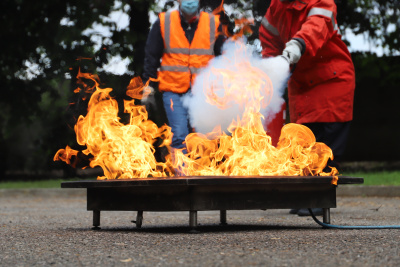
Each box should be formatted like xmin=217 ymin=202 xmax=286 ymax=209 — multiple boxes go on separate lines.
xmin=309 ymin=209 xmax=400 ymax=229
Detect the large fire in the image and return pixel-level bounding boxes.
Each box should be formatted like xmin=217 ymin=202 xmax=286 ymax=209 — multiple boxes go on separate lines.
xmin=54 ymin=39 xmax=338 ymax=181
xmin=54 ymin=71 xmax=173 ymax=179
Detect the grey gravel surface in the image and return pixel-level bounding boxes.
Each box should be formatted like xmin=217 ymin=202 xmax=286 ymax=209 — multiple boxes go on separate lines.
xmin=1 ymin=189 xmax=400 ymax=267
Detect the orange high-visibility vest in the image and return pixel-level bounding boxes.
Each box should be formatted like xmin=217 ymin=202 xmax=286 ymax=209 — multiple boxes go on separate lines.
xmin=158 ymin=10 xmax=220 ymax=94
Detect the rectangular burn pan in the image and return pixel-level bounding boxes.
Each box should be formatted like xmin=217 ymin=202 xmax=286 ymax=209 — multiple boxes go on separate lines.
xmin=62 ymin=176 xmax=363 ymax=229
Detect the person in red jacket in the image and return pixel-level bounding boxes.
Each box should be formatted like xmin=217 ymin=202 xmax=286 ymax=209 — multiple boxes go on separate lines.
xmin=259 ymin=0 xmax=355 ymax=216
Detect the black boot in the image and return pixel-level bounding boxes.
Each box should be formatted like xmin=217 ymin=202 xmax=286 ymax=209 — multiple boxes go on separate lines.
xmin=289 ymin=209 xmax=300 ymax=214
xmin=297 ymin=208 xmax=323 ymax=216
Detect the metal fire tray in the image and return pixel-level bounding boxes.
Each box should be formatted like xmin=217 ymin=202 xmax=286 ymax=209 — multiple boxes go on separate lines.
xmin=62 ymin=176 xmax=363 ymax=230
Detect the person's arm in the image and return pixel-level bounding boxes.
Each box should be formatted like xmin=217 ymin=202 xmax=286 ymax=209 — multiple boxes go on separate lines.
xmin=292 ymin=0 xmax=338 ymax=58
xmin=259 ymin=4 xmax=284 ymax=58
xmin=214 ymin=23 xmax=226 ymax=56
xmin=142 ymin=18 xmax=164 ymax=89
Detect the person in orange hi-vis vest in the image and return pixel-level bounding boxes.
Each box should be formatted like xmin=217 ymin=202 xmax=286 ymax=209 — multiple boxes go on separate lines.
xmin=142 ymin=0 xmax=226 ymax=175
xmin=259 ymin=0 xmax=355 ymax=216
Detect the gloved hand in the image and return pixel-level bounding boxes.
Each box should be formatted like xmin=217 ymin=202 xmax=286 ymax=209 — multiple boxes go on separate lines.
xmin=141 ymin=86 xmax=155 ymax=105
xmin=282 ymin=39 xmax=302 ymax=65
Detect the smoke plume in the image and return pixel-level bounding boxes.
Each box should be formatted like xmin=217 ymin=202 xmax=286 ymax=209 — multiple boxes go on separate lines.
xmin=182 ymin=38 xmax=290 ymax=135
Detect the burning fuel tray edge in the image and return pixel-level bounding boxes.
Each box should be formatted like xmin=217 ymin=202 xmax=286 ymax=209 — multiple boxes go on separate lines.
xmin=61 ymin=176 xmax=363 ymax=230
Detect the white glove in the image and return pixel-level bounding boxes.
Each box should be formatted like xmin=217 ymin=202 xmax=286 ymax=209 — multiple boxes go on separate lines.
xmin=141 ymin=86 xmax=155 ymax=104
xmin=282 ymin=39 xmax=302 ymax=64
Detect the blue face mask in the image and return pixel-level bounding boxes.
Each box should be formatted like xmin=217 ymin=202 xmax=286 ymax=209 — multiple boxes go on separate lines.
xmin=181 ymin=0 xmax=199 ymax=17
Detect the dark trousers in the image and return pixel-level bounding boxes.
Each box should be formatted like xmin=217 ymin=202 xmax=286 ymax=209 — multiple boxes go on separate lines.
xmin=302 ymin=121 xmax=351 ymax=171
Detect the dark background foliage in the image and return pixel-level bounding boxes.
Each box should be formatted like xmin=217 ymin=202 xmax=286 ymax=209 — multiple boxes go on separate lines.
xmin=0 ymin=0 xmax=399 ymax=179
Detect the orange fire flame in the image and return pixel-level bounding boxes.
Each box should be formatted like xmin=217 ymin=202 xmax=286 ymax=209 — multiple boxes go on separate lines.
xmin=53 ymin=145 xmax=78 ymax=166
xmin=174 ymin=122 xmax=337 ymax=177
xmin=54 ymin=72 xmax=173 ymax=179
xmin=230 ymin=18 xmax=254 ymax=39
xmin=212 ymin=0 xmax=253 ymax=38
xmin=55 ymin=41 xmax=338 ymax=182
xmin=212 ymin=1 xmax=224 ymax=15
xmin=167 ymin=39 xmax=338 ymax=179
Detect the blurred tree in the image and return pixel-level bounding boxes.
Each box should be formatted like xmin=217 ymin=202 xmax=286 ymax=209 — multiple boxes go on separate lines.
xmin=344 ymin=54 xmax=400 ymax=161
xmin=198 ymin=0 xmax=400 ymax=55
xmin=0 ymin=0 xmax=153 ymax=178
xmin=0 ymin=0 xmax=398 ymax=179
xmin=0 ymin=0 xmax=113 ymax=178
xmin=337 ymin=0 xmax=400 ymax=54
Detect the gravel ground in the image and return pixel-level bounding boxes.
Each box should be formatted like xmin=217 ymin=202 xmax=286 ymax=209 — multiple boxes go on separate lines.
xmin=1 ymin=189 xmax=400 ymax=267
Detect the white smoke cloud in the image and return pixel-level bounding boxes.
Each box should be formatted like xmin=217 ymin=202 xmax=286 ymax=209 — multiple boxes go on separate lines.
xmin=182 ymin=38 xmax=290 ymax=135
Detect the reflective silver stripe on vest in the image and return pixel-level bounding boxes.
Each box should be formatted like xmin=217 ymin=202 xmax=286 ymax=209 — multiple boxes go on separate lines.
xmin=261 ymin=17 xmax=279 ymax=36
xmin=164 ymin=11 xmax=173 ymax=53
xmin=159 ymin=65 xmax=202 ymax=74
xmin=164 ymin=11 xmax=215 ymax=56
xmin=160 ymin=65 xmax=190 ymax=72
xmin=190 ymin=67 xmax=201 ymax=74
xmin=307 ymin=7 xmax=335 ymax=29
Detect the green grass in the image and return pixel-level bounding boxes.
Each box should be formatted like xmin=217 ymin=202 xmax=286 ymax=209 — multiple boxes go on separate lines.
xmin=340 ymin=171 xmax=400 ymax=186
xmin=0 ymin=171 xmax=400 ymax=188
xmin=0 ymin=178 xmax=94 ymax=189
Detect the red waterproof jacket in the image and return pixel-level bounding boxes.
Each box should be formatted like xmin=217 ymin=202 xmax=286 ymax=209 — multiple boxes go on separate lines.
xmin=259 ymin=0 xmax=355 ymax=123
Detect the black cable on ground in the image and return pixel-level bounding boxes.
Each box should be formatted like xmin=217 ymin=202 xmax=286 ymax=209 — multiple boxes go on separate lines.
xmin=308 ymin=209 xmax=400 ymax=229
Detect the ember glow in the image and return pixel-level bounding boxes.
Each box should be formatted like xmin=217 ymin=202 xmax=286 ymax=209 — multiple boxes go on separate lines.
xmin=54 ymin=38 xmax=338 ymax=180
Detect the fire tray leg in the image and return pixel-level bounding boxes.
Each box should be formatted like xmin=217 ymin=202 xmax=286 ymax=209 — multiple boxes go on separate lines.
xmin=131 ymin=211 xmax=143 ymax=228
xmin=189 ymin=210 xmax=198 ymax=231
xmin=92 ymin=210 xmax=101 ymax=230
xmin=220 ymin=210 xmax=227 ymax=225
xmin=323 ymin=208 xmax=330 ymax=224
